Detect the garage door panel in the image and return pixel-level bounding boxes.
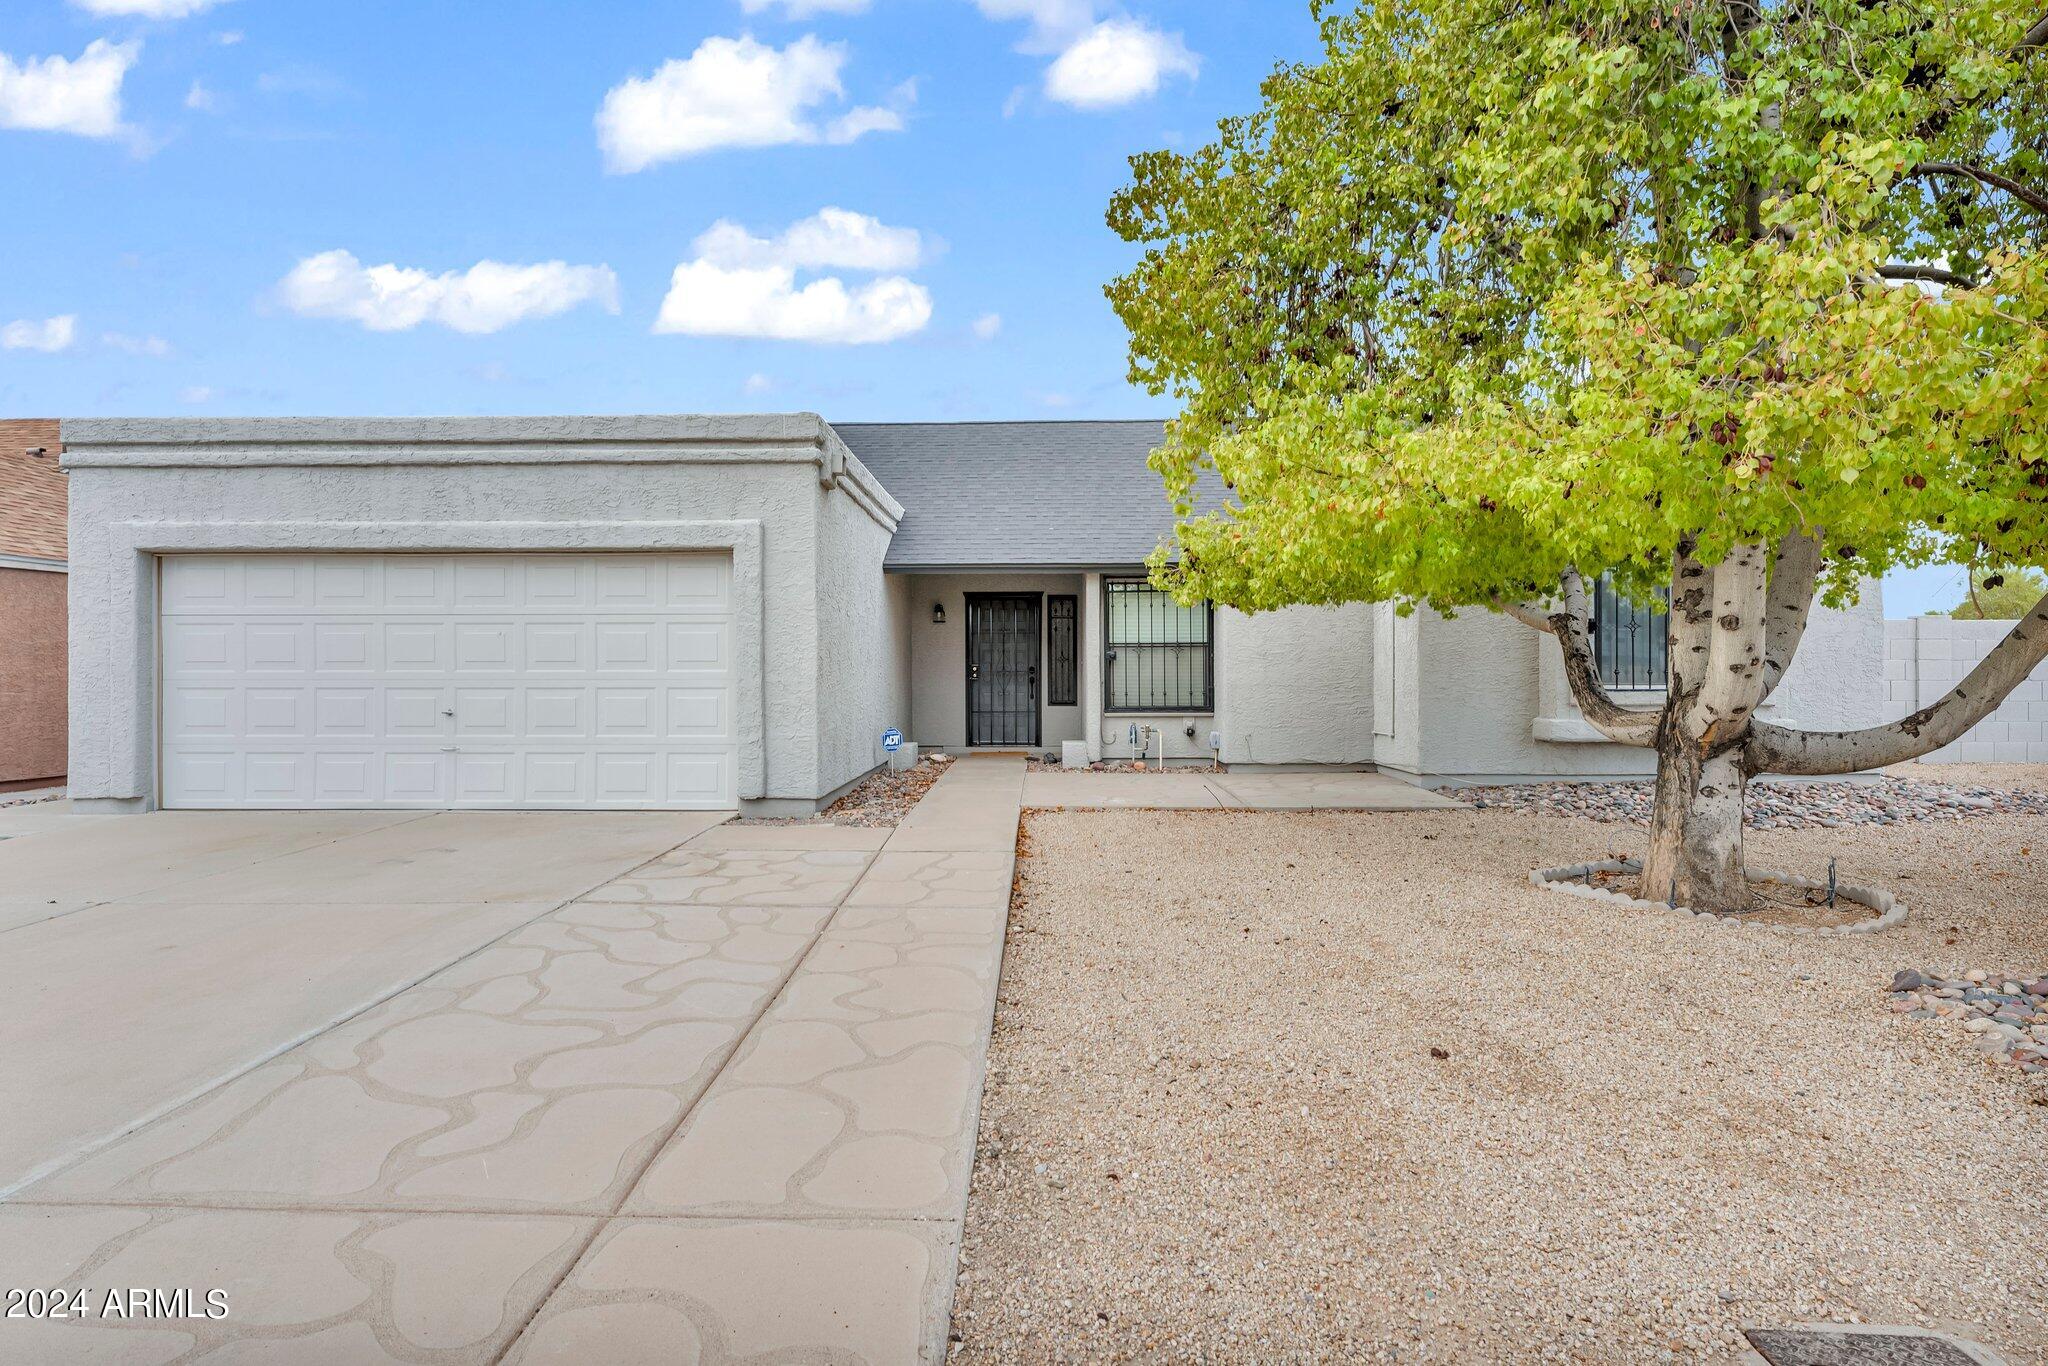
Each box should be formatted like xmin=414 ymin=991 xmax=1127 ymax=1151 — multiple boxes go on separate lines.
xmin=383 ymin=622 xmax=450 ymax=673
xmin=525 ymin=688 xmax=587 ymax=737
xmin=455 ymin=621 xmax=518 ymax=673
xmin=164 ymin=750 xmax=235 ymax=804
xmin=455 ymin=752 xmax=518 ymax=802
xmin=595 ymin=561 xmax=662 ymax=607
xmin=666 ymin=752 xmax=732 ymax=805
xmin=313 ymin=688 xmax=377 ymax=738
xmin=163 ymin=557 xmax=234 ymax=610
xmin=383 ymin=557 xmax=451 ymax=608
xmin=524 ymin=622 xmax=589 ymax=672
xmin=666 ymin=687 xmax=727 ymax=740
xmin=314 ymin=752 xmax=376 ymax=801
xmin=597 ymin=622 xmax=660 ymax=673
xmin=666 ymin=621 xmax=729 ymax=670
xmin=454 ymin=687 xmax=518 ymax=737
xmin=160 ymin=553 xmax=736 ymax=811
xmin=244 ymin=621 xmax=311 ymax=673
xmin=524 ymin=753 xmax=589 ymax=803
xmin=665 ymin=557 xmax=727 ymax=609
xmin=245 ymin=688 xmax=309 ymax=738
xmin=313 ymin=558 xmax=378 ymax=608
xmin=164 ymin=619 xmax=240 ymax=675
xmin=165 ymin=686 xmax=237 ymax=739
xmin=384 ymin=752 xmax=449 ymax=803
xmin=314 ymin=621 xmax=378 ymax=673
xmin=244 ymin=560 xmax=311 ymax=608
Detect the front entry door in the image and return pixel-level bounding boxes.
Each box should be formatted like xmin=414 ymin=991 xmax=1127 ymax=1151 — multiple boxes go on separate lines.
xmin=965 ymin=595 xmax=1041 ymax=747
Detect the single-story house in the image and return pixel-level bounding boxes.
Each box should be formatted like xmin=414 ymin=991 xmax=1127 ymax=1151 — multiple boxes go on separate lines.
xmin=58 ymin=415 xmax=1887 ymax=814
xmin=1 ymin=418 xmax=68 ymax=794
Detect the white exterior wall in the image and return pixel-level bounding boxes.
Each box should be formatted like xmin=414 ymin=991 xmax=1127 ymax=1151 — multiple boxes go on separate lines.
xmin=61 ymin=416 xmax=901 ymax=812
xmin=1886 ymin=616 xmax=2048 ymax=763
xmin=813 ymin=450 xmax=916 ymax=794
xmin=1388 ymin=588 xmax=1888 ymax=783
xmin=1211 ymin=603 xmax=1375 ymax=765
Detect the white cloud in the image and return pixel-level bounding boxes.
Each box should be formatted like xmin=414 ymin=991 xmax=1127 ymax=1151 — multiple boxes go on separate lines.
xmin=694 ymin=206 xmax=924 ymax=272
xmin=596 ymin=34 xmax=907 ymax=172
xmin=103 ymin=331 xmax=171 ymax=356
xmin=185 ymin=80 xmax=217 ymax=111
xmin=2 ymin=316 xmax=77 ymax=352
xmin=0 ymin=40 xmax=139 ymax=140
xmin=741 ymin=0 xmax=871 ymax=15
xmin=277 ymin=250 xmax=621 ymax=334
xmin=972 ymin=312 xmax=1002 ymax=340
xmin=72 ymin=0 xmax=227 ymax=17
xmin=1044 ymin=18 xmax=1197 ymax=108
xmin=656 ymin=261 xmax=930 ymax=344
xmin=974 ymin=0 xmax=1096 ymax=48
xmin=744 ymin=372 xmax=775 ymax=395
xmin=215 ymin=30 xmax=244 ymax=45
xmin=179 ymin=385 xmax=217 ymax=404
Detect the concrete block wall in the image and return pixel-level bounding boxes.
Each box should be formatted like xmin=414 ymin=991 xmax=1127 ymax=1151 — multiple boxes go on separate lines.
xmin=1886 ymin=616 xmax=2048 ymax=764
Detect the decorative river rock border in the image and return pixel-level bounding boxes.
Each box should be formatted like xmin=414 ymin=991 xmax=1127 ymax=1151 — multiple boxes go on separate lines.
xmin=1531 ymin=858 xmax=1908 ymax=936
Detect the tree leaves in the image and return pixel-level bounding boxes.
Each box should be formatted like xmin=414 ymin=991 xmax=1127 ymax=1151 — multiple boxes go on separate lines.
xmin=1109 ymin=0 xmax=2048 ymax=616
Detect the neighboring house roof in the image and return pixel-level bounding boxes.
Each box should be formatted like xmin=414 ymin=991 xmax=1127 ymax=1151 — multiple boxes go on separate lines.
xmin=0 ymin=419 xmax=65 ymax=563
xmin=835 ymin=419 xmax=1224 ymax=570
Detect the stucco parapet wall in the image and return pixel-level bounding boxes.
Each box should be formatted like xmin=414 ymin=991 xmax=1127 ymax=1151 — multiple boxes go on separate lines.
xmin=59 ymin=414 xmax=903 ymax=532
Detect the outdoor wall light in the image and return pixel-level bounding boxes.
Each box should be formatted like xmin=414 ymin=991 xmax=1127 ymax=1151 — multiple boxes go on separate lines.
xmin=932 ymin=602 xmax=947 ymax=625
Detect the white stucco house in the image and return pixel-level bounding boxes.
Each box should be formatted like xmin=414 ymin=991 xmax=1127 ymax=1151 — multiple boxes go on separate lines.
xmin=58 ymin=415 xmax=1888 ymax=814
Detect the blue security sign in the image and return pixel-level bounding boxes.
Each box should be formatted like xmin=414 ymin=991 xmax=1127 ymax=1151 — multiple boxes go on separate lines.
xmin=881 ymin=728 xmax=904 ymax=753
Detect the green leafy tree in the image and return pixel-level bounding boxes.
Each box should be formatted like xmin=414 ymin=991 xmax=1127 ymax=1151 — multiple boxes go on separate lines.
xmin=1950 ymin=564 xmax=2048 ymax=617
xmin=1110 ymin=0 xmax=2048 ymax=911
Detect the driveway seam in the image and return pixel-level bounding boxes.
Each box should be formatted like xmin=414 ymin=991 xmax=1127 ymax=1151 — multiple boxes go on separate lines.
xmin=491 ymin=851 xmax=881 ymax=1361
xmin=497 ymin=771 xmax=1023 ymax=1362
xmin=0 ymin=815 xmax=727 ymax=1203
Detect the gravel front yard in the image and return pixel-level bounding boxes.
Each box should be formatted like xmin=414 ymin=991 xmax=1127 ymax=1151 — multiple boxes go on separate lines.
xmin=954 ymin=807 xmax=2048 ymax=1363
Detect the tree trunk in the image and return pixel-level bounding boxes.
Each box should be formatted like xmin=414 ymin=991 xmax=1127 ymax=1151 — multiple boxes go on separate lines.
xmin=1639 ymin=733 xmax=1751 ymax=911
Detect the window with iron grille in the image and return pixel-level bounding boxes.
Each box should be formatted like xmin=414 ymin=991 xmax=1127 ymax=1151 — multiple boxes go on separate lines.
xmin=1592 ymin=574 xmax=1670 ymax=691
xmin=1104 ymin=578 xmax=1213 ymax=712
xmin=1047 ymin=595 xmax=1077 ymax=706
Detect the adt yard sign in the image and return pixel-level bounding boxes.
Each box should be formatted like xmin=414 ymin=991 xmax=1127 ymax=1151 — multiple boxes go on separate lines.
xmin=881 ymin=728 xmax=903 ymax=753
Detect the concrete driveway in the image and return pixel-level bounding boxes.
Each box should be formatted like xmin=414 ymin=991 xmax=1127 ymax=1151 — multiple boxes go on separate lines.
xmin=0 ymin=809 xmax=725 ymax=1195
xmin=0 ymin=762 xmax=1019 ymax=1363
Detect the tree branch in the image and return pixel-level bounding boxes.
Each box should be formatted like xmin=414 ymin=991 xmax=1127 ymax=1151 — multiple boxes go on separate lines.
xmin=1549 ymin=568 xmax=1657 ymax=747
xmin=1748 ymin=586 xmax=2048 ymax=773
xmin=1906 ymin=161 xmax=2048 ymax=218
xmin=1879 ymin=263 xmax=1980 ymax=289
xmin=1495 ymin=597 xmax=1556 ymax=633
xmin=2025 ymin=12 xmax=2048 ymax=50
xmin=1759 ymin=529 xmax=1822 ymax=701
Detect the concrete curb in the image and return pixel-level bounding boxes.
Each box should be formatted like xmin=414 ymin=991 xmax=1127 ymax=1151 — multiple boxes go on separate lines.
xmin=1530 ymin=859 xmax=1909 ymax=936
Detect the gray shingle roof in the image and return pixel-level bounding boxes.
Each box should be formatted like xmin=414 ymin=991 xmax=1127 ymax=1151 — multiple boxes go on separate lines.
xmin=834 ymin=420 xmax=1220 ymax=570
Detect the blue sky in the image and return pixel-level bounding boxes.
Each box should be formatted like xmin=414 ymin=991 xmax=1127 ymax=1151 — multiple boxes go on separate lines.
xmin=0 ymin=0 xmax=1318 ymax=423
xmin=0 ymin=0 xmax=1967 ymax=614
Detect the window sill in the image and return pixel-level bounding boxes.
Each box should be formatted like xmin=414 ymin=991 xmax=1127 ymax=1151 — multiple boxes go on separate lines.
xmin=1105 ymin=708 xmax=1215 ymax=717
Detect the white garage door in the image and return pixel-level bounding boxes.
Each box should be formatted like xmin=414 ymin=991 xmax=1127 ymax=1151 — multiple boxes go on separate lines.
xmin=159 ymin=553 xmax=737 ymax=810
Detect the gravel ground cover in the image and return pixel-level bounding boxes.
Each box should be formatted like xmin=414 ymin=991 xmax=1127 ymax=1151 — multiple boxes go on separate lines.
xmin=1458 ymin=774 xmax=2048 ymax=829
xmin=743 ymin=755 xmax=953 ymax=828
xmin=1889 ymin=968 xmax=2048 ymax=1074
xmin=954 ymin=807 xmax=2048 ymax=1363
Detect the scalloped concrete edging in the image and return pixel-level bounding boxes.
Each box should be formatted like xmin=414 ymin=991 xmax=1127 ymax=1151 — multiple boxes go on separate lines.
xmin=1531 ymin=858 xmax=1908 ymax=936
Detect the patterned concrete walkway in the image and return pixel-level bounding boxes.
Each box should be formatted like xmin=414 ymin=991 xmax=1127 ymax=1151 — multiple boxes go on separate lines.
xmin=0 ymin=757 xmax=1024 ymax=1364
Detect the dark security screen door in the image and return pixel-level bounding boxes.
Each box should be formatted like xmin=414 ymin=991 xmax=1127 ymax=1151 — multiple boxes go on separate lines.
xmin=966 ymin=595 xmax=1040 ymax=746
